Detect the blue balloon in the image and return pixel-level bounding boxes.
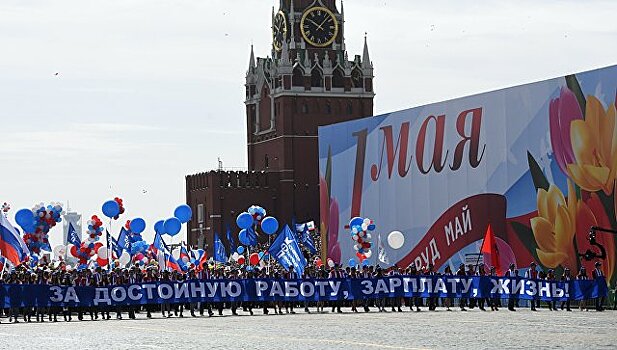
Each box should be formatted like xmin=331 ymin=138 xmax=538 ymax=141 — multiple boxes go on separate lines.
xmin=15 ymin=209 xmax=34 ymax=231
xmin=261 ymin=216 xmax=279 ymax=235
xmin=130 ymin=218 xmax=146 ymax=234
xmin=367 ymin=224 xmax=376 ymax=231
xmin=238 ymin=229 xmax=250 ymax=246
xmin=154 ymin=220 xmax=165 ymax=234
xmin=258 ymin=252 xmax=264 ymax=258
xmin=102 ymin=200 xmax=120 ymax=218
xmin=174 ymin=205 xmax=193 ymax=224
xmin=164 ymin=217 xmax=182 ymax=236
xmin=237 ymin=246 xmax=245 ymax=254
xmin=236 ymin=212 xmax=253 ymax=229
xmin=349 ymin=217 xmax=364 ymax=227
xmin=348 ymin=258 xmax=356 ymax=267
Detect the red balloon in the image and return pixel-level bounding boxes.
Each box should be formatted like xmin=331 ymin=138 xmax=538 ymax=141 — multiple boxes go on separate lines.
xmin=315 ymin=258 xmax=323 ymax=267
xmin=356 ymin=252 xmax=366 ymax=262
xmin=70 ymin=245 xmax=78 ymax=257
xmin=237 ymin=256 xmax=246 ymax=265
xmin=93 ymin=242 xmax=103 ymax=253
xmin=97 ymin=257 xmax=108 ymax=266
xmin=249 ymin=253 xmax=260 ymax=266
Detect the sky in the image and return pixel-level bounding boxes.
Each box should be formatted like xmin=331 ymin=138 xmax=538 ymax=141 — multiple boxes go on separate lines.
xmin=1 ymin=0 xmax=616 ymax=249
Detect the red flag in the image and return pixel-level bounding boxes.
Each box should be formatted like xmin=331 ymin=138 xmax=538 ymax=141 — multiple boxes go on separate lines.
xmin=480 ymin=224 xmax=501 ymax=275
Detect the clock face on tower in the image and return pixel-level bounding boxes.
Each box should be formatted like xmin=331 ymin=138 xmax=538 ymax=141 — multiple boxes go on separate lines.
xmin=272 ymin=11 xmax=288 ymax=52
xmin=300 ymin=6 xmax=339 ymax=48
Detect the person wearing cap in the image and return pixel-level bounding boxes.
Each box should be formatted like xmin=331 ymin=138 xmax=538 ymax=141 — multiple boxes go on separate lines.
xmin=525 ymin=262 xmax=539 ymax=311
xmin=560 ymin=268 xmax=573 ymax=311
xmin=592 ymin=261 xmax=606 ymax=311
xmin=504 ymin=263 xmax=518 ymax=311
xmin=328 ymin=264 xmax=344 ymax=313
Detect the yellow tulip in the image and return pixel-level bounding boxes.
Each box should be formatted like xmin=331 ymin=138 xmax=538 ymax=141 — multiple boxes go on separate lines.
xmin=567 ymin=96 xmax=617 ymax=195
xmin=531 ymin=181 xmax=577 ymax=269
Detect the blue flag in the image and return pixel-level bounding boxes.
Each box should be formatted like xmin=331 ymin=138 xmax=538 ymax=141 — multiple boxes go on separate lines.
xmin=300 ymin=224 xmax=317 ymax=255
xmin=213 ymin=232 xmax=228 ymax=263
xmin=152 ymin=232 xmax=168 ymax=254
xmin=67 ymin=222 xmax=81 ymax=247
xmin=110 ymin=235 xmax=122 ymax=258
xmin=117 ymin=227 xmax=131 ymax=253
xmin=226 ymin=224 xmax=236 ymax=254
xmin=268 ymin=225 xmax=307 ymax=276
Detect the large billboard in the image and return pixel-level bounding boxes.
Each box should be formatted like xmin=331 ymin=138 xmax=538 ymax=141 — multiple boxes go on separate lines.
xmin=319 ymin=64 xmax=617 ymax=285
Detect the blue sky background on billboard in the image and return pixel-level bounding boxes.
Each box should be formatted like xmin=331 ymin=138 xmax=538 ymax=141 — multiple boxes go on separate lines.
xmin=1 ymin=0 xmax=616 ymax=245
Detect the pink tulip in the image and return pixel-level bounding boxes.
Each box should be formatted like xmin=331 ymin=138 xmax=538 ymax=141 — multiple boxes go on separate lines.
xmin=549 ymin=87 xmax=583 ymax=175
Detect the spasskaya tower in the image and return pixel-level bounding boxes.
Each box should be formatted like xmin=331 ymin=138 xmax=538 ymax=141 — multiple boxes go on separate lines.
xmin=186 ymin=0 xmax=375 ymax=254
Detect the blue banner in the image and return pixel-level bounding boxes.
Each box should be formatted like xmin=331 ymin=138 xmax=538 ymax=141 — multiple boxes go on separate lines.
xmin=0 ymin=276 xmax=608 ymax=308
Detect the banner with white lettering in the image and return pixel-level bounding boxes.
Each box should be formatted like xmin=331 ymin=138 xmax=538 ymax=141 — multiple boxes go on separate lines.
xmin=0 ymin=276 xmax=608 ymax=308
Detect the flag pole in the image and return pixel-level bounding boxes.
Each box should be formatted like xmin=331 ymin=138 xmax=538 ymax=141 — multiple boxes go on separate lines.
xmin=108 ymin=218 xmax=113 ymax=272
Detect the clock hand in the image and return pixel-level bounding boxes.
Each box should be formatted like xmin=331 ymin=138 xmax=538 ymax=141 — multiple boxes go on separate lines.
xmin=307 ymin=18 xmax=324 ymax=31
xmin=318 ymin=17 xmax=330 ymax=30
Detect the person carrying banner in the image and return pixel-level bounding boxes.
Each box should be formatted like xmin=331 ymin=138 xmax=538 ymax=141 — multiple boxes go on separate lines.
xmin=560 ymin=268 xmax=573 ymax=311
xmin=329 ymin=264 xmax=344 ymax=313
xmin=285 ymin=266 xmax=297 ymax=314
xmin=476 ymin=263 xmax=488 ymax=311
xmin=489 ymin=266 xmax=500 ymax=311
xmin=546 ymin=269 xmax=557 ymax=311
xmin=505 ymin=263 xmax=518 ymax=311
xmin=592 ymin=261 xmax=606 ymax=311
xmin=525 ymin=262 xmax=539 ymax=311
xmin=426 ymin=264 xmax=437 ymax=311
xmin=577 ymin=267 xmax=589 ymax=311
xmin=456 ymin=264 xmax=468 ymax=311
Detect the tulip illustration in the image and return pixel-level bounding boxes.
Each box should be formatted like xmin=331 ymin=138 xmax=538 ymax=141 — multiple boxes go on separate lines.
xmin=549 ymin=87 xmax=583 ymax=175
xmin=567 ymin=96 xmax=617 ymax=195
xmin=575 ymin=192 xmax=615 ymax=283
xmin=531 ymin=181 xmax=578 ymax=269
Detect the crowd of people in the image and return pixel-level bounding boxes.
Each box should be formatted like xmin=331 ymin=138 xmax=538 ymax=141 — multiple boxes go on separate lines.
xmin=0 ymin=257 xmax=613 ymax=324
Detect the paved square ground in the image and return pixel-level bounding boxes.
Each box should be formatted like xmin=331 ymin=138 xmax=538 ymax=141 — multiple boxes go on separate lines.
xmin=1 ymin=308 xmax=615 ymax=349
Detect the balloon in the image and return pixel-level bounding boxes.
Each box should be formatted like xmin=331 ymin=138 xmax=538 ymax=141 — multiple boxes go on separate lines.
xmin=154 ymin=220 xmax=165 ymax=234
xmin=348 ymin=258 xmax=356 ymax=267
xmin=261 ymin=216 xmax=279 ymax=235
xmin=53 ymin=245 xmax=66 ymax=259
xmin=237 ymin=246 xmax=245 ymax=254
xmin=315 ymin=258 xmax=323 ymax=267
xmin=15 ymin=209 xmax=34 ymax=230
xmin=236 ymin=212 xmax=253 ymax=229
xmin=387 ymin=231 xmax=405 ymax=249
xmin=102 ymin=200 xmax=120 ymax=218
xmin=364 ymin=249 xmax=372 ymax=258
xmin=327 ymin=258 xmax=335 ymax=268
xmin=119 ymin=251 xmax=131 ymax=266
xmin=130 ymin=218 xmax=146 ymax=234
xmin=70 ymin=245 xmax=78 ymax=258
xmin=93 ymin=242 xmax=103 ymax=253
xmin=164 ymin=217 xmax=182 ymax=236
xmin=237 ymin=256 xmax=246 ymax=265
xmin=349 ymin=217 xmax=364 ymax=227
xmin=97 ymin=257 xmax=108 ymax=267
xmin=249 ymin=253 xmax=260 ymax=266
xmin=174 ymin=205 xmax=193 ymax=223
xmin=238 ymin=229 xmax=250 ymax=246
xmin=97 ymin=247 xmax=108 ymax=260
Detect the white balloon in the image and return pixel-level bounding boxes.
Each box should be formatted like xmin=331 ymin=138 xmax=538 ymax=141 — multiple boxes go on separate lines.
xmin=52 ymin=245 xmax=66 ymax=259
xmin=119 ymin=251 xmax=131 ymax=266
xmin=387 ymin=231 xmax=405 ymax=249
xmin=97 ymin=248 xmax=108 ymax=260
xmin=361 ymin=223 xmax=368 ymax=231
xmin=327 ymin=259 xmax=335 ymax=268
xmin=364 ymin=250 xmax=372 ymax=258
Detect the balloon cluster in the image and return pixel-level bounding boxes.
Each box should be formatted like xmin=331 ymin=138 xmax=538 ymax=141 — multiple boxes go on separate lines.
xmin=236 ymin=205 xmax=279 ymax=246
xmin=101 ymin=197 xmax=125 ymax=220
xmin=231 ymin=246 xmax=267 ymax=266
xmin=349 ymin=216 xmax=375 ymax=264
xmin=86 ymin=215 xmax=104 ymax=242
xmin=125 ymin=218 xmax=149 ymax=263
xmin=154 ymin=204 xmax=192 ymax=237
xmin=1 ymin=202 xmax=10 ymax=216
xmin=16 ymin=202 xmax=64 ymax=255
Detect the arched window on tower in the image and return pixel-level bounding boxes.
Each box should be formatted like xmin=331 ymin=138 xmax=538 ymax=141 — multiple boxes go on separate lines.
xmin=264 ymin=154 xmax=269 ymax=169
xmin=351 ymin=68 xmax=363 ymax=88
xmin=311 ymin=68 xmax=323 ymax=88
xmin=332 ymin=68 xmax=344 ymax=88
xmin=292 ymin=66 xmax=304 ymax=87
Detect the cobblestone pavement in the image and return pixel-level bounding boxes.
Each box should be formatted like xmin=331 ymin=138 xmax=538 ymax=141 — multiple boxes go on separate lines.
xmin=0 ymin=308 xmax=615 ymax=349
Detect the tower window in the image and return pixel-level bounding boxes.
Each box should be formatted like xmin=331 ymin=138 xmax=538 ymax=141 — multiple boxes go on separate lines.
xmin=265 ymin=154 xmax=269 ymax=169
xmin=332 ymin=69 xmax=344 ymax=88
xmin=325 ymin=103 xmax=332 ymax=114
xmin=352 ymin=68 xmax=363 ymax=88
xmin=302 ymin=104 xmax=309 ymax=114
xmin=311 ymin=68 xmax=323 ymax=88
xmin=292 ymin=67 xmax=304 ymax=87
xmin=347 ymin=103 xmax=353 ymax=115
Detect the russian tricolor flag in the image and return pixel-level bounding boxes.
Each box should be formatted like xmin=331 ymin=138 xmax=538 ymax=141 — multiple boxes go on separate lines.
xmin=0 ymin=214 xmax=30 ymax=265
xmin=165 ymin=252 xmax=183 ymax=272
